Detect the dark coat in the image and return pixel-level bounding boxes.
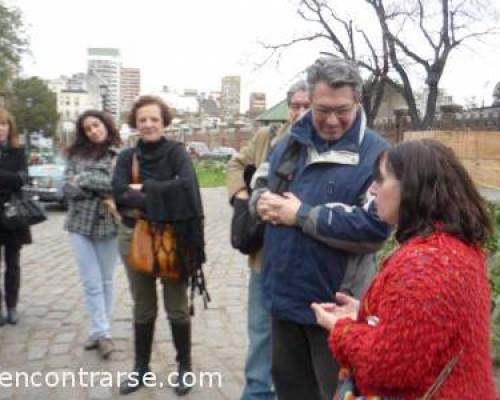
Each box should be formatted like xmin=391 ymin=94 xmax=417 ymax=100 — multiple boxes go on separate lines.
xmin=0 ymin=145 xmax=32 ymax=245
xmin=112 ymin=137 xmax=206 ymax=280
xmin=261 ymin=110 xmax=389 ymax=324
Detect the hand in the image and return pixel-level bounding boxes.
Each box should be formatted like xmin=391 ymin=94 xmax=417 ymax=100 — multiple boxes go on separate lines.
xmin=129 ymin=183 xmax=143 ymax=191
xmin=311 ymin=292 xmax=360 ymax=331
xmin=70 ymin=175 xmax=79 ymax=185
xmin=256 ymin=191 xmax=281 ymax=223
xmin=274 ymin=192 xmax=301 ymax=226
xmin=256 ymin=191 xmax=302 ymax=226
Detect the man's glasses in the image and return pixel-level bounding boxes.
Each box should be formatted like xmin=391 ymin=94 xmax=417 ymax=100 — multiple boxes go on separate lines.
xmin=289 ymin=102 xmax=311 ymax=111
xmin=312 ymin=103 xmax=357 ymax=118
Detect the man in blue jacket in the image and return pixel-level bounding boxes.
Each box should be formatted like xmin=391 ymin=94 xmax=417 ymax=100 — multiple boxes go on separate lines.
xmin=253 ymin=56 xmax=391 ymax=400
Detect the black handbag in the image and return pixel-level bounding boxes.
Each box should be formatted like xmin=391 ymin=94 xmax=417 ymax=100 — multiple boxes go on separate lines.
xmin=1 ymin=192 xmax=47 ymax=230
xmin=231 ymin=197 xmax=265 ymax=255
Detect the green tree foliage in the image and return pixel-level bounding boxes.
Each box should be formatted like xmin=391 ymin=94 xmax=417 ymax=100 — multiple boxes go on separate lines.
xmin=0 ymin=1 xmax=28 ymax=95
xmin=10 ymin=77 xmax=59 ymax=138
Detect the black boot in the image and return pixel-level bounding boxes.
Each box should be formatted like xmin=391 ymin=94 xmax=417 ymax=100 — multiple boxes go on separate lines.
xmin=170 ymin=321 xmax=192 ymax=396
xmin=119 ymin=322 xmax=155 ymax=395
xmin=6 ymin=308 xmax=17 ymax=325
xmin=0 ymin=294 xmax=5 ymax=327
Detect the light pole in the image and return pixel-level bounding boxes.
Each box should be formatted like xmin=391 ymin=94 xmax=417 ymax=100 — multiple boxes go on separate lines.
xmin=25 ymin=97 xmax=33 ymax=162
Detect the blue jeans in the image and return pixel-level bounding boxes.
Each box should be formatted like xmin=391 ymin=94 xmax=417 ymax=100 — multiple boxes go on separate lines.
xmin=241 ymin=269 xmax=275 ymax=400
xmin=69 ymin=233 xmax=118 ymax=339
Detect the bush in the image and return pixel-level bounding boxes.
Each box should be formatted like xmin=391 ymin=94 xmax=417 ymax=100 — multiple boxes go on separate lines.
xmin=194 ymin=159 xmax=226 ymax=188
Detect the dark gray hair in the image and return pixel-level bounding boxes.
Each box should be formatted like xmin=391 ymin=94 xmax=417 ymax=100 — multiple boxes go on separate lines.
xmin=286 ymin=80 xmax=308 ymax=105
xmin=306 ymin=57 xmax=362 ymax=99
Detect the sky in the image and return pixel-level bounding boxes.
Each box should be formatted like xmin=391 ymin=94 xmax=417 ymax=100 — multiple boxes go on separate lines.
xmin=9 ymin=0 xmax=500 ymax=111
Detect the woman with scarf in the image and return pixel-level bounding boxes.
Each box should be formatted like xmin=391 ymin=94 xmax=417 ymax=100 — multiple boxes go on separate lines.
xmin=112 ymin=95 xmax=206 ymax=396
xmin=64 ymin=110 xmax=122 ymax=359
xmin=311 ymin=139 xmax=495 ymax=399
xmin=0 ymin=108 xmax=31 ymax=326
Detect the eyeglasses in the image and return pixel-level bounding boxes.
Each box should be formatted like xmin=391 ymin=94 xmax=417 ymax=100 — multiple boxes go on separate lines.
xmin=289 ymin=102 xmax=311 ymax=111
xmin=312 ymin=103 xmax=357 ymax=118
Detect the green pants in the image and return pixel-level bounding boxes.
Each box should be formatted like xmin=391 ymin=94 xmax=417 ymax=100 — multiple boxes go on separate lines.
xmin=118 ymin=225 xmax=190 ymax=324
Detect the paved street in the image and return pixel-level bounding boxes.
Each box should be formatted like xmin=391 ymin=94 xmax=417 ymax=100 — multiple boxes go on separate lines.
xmin=0 ymin=188 xmax=249 ymax=399
xmin=1 ymin=187 xmax=499 ymax=399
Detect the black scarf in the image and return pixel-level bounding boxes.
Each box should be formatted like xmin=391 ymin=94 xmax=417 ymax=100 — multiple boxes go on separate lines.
xmin=137 ymin=138 xmax=209 ymax=312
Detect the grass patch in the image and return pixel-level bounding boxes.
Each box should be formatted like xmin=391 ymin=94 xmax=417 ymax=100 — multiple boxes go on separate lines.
xmin=194 ymin=160 xmax=226 ymax=188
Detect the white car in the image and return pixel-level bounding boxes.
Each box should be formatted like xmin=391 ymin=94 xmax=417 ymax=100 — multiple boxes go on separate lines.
xmin=207 ymin=146 xmax=237 ymax=161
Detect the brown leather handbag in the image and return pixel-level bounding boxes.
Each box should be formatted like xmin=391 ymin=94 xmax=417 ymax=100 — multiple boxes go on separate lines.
xmin=127 ymin=153 xmax=181 ymax=282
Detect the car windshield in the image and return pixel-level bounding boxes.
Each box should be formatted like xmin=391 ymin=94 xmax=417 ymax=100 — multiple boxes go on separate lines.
xmin=29 ymin=164 xmax=65 ymax=176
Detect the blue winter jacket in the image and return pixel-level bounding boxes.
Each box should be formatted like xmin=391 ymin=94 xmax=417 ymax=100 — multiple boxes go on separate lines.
xmin=261 ymin=109 xmax=391 ymax=324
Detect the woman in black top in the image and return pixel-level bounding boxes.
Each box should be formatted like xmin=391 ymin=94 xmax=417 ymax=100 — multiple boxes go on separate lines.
xmin=0 ymin=108 xmax=31 ymax=326
xmin=112 ymin=96 xmax=206 ymax=396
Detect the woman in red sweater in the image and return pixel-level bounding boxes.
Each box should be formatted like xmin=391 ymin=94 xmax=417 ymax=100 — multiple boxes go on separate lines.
xmin=312 ymin=139 xmax=496 ymax=399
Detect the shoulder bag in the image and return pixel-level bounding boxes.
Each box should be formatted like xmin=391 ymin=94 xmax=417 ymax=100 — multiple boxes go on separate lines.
xmin=126 ymin=152 xmax=181 ymax=282
xmin=1 ymin=191 xmax=47 ymax=230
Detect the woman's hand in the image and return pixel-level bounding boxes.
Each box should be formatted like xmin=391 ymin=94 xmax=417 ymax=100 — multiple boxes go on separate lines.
xmin=311 ymin=292 xmax=360 ymax=331
xmin=129 ymin=183 xmax=143 ymax=191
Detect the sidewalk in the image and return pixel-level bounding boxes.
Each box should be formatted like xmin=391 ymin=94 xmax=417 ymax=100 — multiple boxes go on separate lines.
xmin=0 ymin=188 xmax=248 ymax=399
xmin=1 ymin=187 xmax=499 ymax=398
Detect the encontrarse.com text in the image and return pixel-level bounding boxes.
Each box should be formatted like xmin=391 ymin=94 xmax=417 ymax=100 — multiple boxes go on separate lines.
xmin=0 ymin=369 xmax=223 ymax=389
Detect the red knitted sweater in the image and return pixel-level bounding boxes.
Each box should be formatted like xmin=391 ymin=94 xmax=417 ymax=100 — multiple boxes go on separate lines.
xmin=329 ymin=231 xmax=495 ymax=399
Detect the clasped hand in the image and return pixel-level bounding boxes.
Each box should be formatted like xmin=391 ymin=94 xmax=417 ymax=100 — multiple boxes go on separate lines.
xmin=256 ymin=191 xmax=301 ymax=226
xmin=311 ymin=292 xmax=360 ymax=331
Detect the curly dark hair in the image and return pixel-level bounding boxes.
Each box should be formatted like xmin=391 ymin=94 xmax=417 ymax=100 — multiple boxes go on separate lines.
xmin=128 ymin=95 xmax=173 ymax=129
xmin=375 ymin=139 xmax=492 ymax=245
xmin=66 ymin=110 xmax=121 ymax=159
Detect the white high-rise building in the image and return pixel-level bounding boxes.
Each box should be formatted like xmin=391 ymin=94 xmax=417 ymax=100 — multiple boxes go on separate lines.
xmin=221 ymin=76 xmax=241 ymax=117
xmin=120 ymin=67 xmax=141 ymax=114
xmin=87 ymin=48 xmax=121 ymax=121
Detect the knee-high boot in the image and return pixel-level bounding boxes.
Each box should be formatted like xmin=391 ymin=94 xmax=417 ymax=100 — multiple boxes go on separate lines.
xmin=119 ymin=322 xmax=155 ymax=395
xmin=0 ymin=289 xmax=5 ymax=327
xmin=170 ymin=320 xmax=192 ymax=396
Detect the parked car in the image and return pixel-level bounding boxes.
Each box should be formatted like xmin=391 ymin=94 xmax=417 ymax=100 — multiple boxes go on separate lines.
xmin=205 ymin=146 xmax=237 ymax=161
xmin=24 ymin=156 xmax=67 ymax=208
xmin=186 ymin=141 xmax=210 ymax=159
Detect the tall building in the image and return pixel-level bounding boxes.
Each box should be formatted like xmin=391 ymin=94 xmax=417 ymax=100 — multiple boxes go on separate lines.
xmin=249 ymin=92 xmax=266 ymax=117
xmin=120 ymin=67 xmax=141 ymax=114
xmin=220 ymin=76 xmax=241 ymax=117
xmin=87 ymin=48 xmax=121 ymax=121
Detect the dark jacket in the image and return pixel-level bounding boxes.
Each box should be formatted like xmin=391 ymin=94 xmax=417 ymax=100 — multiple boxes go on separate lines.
xmin=261 ymin=110 xmax=390 ymax=324
xmin=112 ymin=138 xmax=203 ymax=226
xmin=0 ymin=145 xmax=32 ymax=245
xmin=112 ymin=137 xmax=206 ymax=281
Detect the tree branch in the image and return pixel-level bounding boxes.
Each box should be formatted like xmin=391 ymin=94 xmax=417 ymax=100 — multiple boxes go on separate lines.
xmin=416 ymin=0 xmax=438 ymax=51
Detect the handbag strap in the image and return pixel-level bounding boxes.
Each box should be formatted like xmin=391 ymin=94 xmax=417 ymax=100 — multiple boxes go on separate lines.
xmin=131 ymin=152 xmax=141 ymax=184
xmin=420 ymin=350 xmax=462 ymax=400
xmin=131 ymin=152 xmax=142 ymax=220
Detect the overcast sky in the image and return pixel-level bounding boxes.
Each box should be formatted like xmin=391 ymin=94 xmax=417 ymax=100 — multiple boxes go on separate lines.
xmin=9 ymin=0 xmax=500 ymax=111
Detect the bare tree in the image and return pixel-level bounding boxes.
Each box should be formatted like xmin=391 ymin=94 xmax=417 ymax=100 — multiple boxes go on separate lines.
xmin=366 ymin=0 xmax=498 ymax=128
xmin=262 ymin=0 xmax=498 ymax=129
xmin=262 ymin=0 xmax=390 ymax=127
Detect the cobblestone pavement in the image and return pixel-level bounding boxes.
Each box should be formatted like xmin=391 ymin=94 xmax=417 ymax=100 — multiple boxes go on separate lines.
xmin=1 ymin=187 xmax=499 ymax=399
xmin=0 ymin=188 xmax=248 ymax=399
